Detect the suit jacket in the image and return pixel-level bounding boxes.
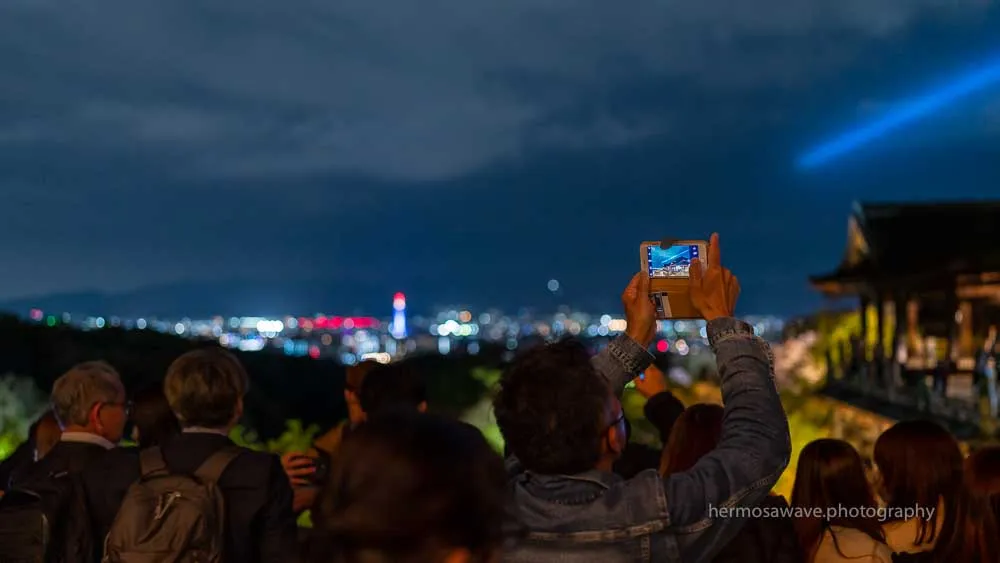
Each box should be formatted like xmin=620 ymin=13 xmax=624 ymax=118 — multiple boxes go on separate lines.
xmin=83 ymin=432 xmax=298 ymax=563
xmin=9 ymin=440 xmax=109 ymax=489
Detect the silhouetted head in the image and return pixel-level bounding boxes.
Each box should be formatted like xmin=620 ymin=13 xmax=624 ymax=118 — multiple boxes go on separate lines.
xmin=791 ymin=439 xmax=884 ymax=559
xmin=660 ymin=403 xmax=723 ymax=475
xmin=874 ymin=420 xmax=962 ymax=546
xmin=344 ymin=360 xmax=379 ymax=425
xmin=358 ymin=361 xmax=427 ymax=419
xmin=493 ymin=339 xmax=625 ymax=475
xmin=934 ymin=447 xmax=1000 ymax=563
xmin=31 ymin=411 xmax=61 ymax=461
xmin=164 ymin=347 xmax=248 ymax=431
xmin=309 ymin=412 xmax=508 ymax=563
xmin=130 ymin=383 xmax=180 ymax=448
xmin=50 ymin=360 xmax=128 ymax=443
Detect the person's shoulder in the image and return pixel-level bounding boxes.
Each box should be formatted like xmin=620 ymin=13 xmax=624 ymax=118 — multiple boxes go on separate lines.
xmin=228 ymin=446 xmax=284 ymax=478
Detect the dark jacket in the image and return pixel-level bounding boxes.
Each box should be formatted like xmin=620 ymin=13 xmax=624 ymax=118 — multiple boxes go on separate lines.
xmin=9 ymin=440 xmax=109 ymax=489
xmin=505 ymin=319 xmax=792 ymax=563
xmin=83 ymin=431 xmax=299 ymax=563
xmin=712 ymin=495 xmax=802 ymax=563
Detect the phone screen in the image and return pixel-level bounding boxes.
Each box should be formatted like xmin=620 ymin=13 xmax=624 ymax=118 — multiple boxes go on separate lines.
xmin=647 ymin=244 xmax=700 ymax=279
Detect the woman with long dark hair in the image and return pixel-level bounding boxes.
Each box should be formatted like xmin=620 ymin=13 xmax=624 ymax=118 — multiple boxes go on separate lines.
xmin=305 ymin=412 xmax=509 ymax=563
xmin=931 ymin=447 xmax=1000 ymax=563
xmin=661 ymin=404 xmax=801 ymax=563
xmin=872 ymin=420 xmax=961 ymax=557
xmin=130 ymin=384 xmax=180 ymax=449
xmin=791 ymin=439 xmax=890 ymax=562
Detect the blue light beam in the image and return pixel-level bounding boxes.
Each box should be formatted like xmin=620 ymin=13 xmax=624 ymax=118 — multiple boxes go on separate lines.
xmin=798 ymin=56 xmax=1000 ymax=169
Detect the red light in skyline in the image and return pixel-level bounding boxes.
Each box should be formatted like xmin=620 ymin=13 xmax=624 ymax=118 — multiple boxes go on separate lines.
xmin=656 ymin=340 xmax=669 ymax=353
xmin=311 ymin=315 xmax=378 ymax=331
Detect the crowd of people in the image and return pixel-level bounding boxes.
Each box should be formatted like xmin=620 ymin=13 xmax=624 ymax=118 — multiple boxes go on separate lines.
xmin=0 ymin=234 xmax=997 ymax=563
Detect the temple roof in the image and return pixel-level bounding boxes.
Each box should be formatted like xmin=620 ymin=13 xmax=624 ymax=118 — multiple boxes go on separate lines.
xmin=811 ymin=200 xmax=1000 ymax=295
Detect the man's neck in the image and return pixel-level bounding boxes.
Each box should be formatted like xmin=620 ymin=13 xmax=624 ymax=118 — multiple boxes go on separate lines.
xmin=595 ymin=458 xmax=616 ymax=473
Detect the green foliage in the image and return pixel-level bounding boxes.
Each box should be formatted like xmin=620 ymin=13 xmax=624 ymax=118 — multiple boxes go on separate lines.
xmin=622 ymin=388 xmax=660 ymax=448
xmin=471 ymin=367 xmax=501 ymax=389
xmin=0 ymin=374 xmax=47 ymax=460
xmin=229 ymin=419 xmax=321 ymax=455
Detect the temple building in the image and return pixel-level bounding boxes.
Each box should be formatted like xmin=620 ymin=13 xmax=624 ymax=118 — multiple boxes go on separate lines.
xmin=812 ymin=201 xmax=1000 ymax=374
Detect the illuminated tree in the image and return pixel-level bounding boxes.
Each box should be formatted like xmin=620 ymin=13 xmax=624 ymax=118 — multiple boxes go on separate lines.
xmin=0 ymin=374 xmax=47 ymax=460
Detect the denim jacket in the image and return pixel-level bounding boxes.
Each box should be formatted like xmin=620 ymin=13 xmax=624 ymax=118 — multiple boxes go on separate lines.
xmin=504 ymin=318 xmax=791 ymax=563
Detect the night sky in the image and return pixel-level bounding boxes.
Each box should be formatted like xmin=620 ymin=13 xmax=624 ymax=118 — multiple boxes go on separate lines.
xmin=2 ymin=2 xmax=999 ymax=318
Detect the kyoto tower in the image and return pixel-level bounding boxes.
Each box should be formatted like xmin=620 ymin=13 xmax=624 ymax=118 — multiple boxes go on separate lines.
xmin=390 ymin=292 xmax=407 ymax=339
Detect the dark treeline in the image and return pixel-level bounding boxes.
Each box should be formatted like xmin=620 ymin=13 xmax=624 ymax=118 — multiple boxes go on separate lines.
xmin=0 ymin=314 xmax=502 ymax=438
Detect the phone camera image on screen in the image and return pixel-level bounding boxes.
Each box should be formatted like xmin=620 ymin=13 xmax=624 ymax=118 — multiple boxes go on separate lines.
xmin=647 ymin=245 xmax=700 ymax=279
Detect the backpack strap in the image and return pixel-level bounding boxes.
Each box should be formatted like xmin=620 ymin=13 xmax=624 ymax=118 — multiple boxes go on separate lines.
xmin=139 ymin=447 xmax=171 ymax=479
xmin=193 ymin=446 xmax=242 ymax=484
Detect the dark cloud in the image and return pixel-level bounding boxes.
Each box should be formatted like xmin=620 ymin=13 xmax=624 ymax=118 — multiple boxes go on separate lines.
xmin=0 ymin=1 xmax=998 ymax=314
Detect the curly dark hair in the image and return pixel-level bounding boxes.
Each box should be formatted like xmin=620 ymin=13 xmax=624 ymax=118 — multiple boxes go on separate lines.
xmin=493 ymin=338 xmax=610 ymax=475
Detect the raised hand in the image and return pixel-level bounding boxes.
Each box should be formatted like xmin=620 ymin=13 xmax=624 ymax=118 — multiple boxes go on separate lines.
xmin=633 ymin=364 xmax=668 ymax=399
xmin=689 ymin=233 xmax=740 ymax=321
xmin=622 ymin=272 xmax=657 ymax=347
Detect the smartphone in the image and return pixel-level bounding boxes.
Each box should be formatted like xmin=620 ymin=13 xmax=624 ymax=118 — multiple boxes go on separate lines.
xmin=639 ymin=240 xmax=708 ymax=319
xmin=642 ymin=241 xmax=705 ymax=279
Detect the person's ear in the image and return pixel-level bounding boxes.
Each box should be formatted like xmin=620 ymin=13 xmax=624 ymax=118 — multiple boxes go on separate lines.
xmin=89 ymin=402 xmax=104 ymax=431
xmin=609 ymin=424 xmax=627 ymax=456
xmin=418 ymin=401 xmax=428 ymax=413
xmin=232 ymin=396 xmax=244 ymax=425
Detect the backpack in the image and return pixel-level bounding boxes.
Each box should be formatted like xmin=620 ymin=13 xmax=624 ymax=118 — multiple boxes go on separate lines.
xmin=0 ymin=469 xmax=95 ymax=563
xmin=101 ymin=446 xmax=241 ymax=563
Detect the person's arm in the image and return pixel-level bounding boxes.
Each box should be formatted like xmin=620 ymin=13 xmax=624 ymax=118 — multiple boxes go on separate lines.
xmin=663 ymin=317 xmax=791 ymax=561
xmin=591 ymin=334 xmax=654 ymax=395
xmin=260 ymin=454 xmax=302 ymax=563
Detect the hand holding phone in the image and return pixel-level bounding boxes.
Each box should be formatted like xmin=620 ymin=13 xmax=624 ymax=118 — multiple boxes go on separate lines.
xmin=689 ymin=233 xmax=740 ymax=321
xmin=639 ymin=239 xmax=708 ymax=319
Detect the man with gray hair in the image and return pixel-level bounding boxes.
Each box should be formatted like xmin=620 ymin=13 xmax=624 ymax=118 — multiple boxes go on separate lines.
xmin=11 ymin=360 xmax=128 ymax=487
xmin=0 ymin=361 xmax=127 ymax=562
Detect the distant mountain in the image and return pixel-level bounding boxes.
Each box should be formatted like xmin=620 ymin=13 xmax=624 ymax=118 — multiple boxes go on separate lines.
xmin=0 ymin=279 xmax=420 ymax=319
xmin=0 ymin=277 xmax=615 ymax=320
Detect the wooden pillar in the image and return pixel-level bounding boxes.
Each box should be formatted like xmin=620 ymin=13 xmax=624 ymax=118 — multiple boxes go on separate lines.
xmin=875 ymin=294 xmax=886 ymax=388
xmin=860 ymin=295 xmax=871 ymax=362
xmin=907 ymin=298 xmax=921 ymax=361
xmin=892 ymin=295 xmax=905 ymax=363
xmin=876 ymin=295 xmax=886 ymax=358
xmin=891 ymin=295 xmax=906 ymax=396
xmin=946 ymin=293 xmax=959 ymax=362
xmin=958 ymin=301 xmax=973 ymax=360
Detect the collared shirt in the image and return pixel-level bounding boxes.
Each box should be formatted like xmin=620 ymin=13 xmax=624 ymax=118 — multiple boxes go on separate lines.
xmin=60 ymin=431 xmax=116 ymax=450
xmin=182 ymin=426 xmax=230 ymax=436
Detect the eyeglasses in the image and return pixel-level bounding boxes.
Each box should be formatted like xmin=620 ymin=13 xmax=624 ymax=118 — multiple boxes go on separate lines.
xmin=100 ymin=400 xmax=133 ymax=417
